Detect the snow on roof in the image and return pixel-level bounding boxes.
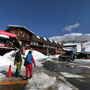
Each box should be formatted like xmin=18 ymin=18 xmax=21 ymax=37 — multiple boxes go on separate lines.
xmin=36 ymin=36 xmax=40 ymax=39
xmin=64 ymin=43 xmax=81 ymax=46
xmin=43 ymin=37 xmax=47 ymax=41
xmin=55 ymin=41 xmax=57 ymax=44
xmin=58 ymin=42 xmax=61 ymax=44
xmin=63 ymin=48 xmax=71 ymax=51
xmin=49 ymin=39 xmax=53 ymax=42
xmin=7 ymin=25 xmax=34 ymax=34
xmin=0 ymin=34 xmax=9 ymax=38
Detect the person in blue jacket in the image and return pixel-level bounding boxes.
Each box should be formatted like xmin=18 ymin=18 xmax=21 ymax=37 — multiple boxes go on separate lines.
xmin=25 ymin=50 xmax=36 ymax=80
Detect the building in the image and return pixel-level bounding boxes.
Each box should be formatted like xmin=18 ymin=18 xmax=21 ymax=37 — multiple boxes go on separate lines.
xmin=0 ymin=30 xmax=17 ymax=55
xmin=6 ymin=25 xmax=34 ymax=49
xmin=31 ymin=35 xmax=63 ymax=55
xmin=64 ymin=43 xmax=81 ymax=54
xmin=31 ymin=35 xmax=47 ymax=54
xmin=5 ymin=25 xmax=63 ymax=55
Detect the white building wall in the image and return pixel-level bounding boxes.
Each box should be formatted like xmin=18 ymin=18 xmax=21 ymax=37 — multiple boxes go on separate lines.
xmin=77 ymin=44 xmax=81 ymax=52
xmin=64 ymin=43 xmax=82 ymax=53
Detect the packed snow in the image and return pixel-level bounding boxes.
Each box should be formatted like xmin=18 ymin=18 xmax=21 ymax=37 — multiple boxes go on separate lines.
xmin=58 ymin=83 xmax=73 ymax=90
xmin=26 ymin=72 xmax=56 ymax=90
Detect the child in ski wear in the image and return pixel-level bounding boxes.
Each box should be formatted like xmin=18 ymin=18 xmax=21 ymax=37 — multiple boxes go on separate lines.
xmin=25 ymin=50 xmax=35 ymax=79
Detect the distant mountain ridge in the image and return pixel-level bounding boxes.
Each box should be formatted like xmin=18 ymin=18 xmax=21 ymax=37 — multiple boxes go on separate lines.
xmin=49 ymin=33 xmax=90 ymax=42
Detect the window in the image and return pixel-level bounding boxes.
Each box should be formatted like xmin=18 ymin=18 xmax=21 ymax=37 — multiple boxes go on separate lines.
xmin=11 ymin=31 xmax=15 ymax=34
xmin=26 ymin=35 xmax=29 ymax=38
xmin=22 ymin=33 xmax=25 ymax=37
xmin=17 ymin=32 xmax=20 ymax=36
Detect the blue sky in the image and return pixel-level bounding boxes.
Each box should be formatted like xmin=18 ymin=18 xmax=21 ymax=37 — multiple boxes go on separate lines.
xmin=0 ymin=0 xmax=90 ymax=38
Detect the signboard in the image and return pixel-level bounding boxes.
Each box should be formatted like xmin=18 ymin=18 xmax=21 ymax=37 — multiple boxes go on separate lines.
xmin=0 ymin=30 xmax=17 ymax=38
xmin=0 ymin=44 xmax=5 ymax=47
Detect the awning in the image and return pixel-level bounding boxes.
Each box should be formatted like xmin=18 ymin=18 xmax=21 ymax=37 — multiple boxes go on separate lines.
xmin=0 ymin=46 xmax=15 ymax=50
xmin=0 ymin=34 xmax=9 ymax=39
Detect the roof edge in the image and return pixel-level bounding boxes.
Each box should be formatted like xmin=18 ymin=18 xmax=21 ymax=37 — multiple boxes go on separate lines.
xmin=7 ymin=25 xmax=34 ymax=34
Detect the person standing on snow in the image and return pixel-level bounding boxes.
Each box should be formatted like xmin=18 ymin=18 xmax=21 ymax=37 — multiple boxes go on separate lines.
xmin=25 ymin=50 xmax=35 ymax=80
xmin=14 ymin=50 xmax=25 ymax=77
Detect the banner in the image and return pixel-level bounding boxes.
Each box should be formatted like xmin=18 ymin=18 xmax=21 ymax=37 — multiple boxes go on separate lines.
xmin=0 ymin=30 xmax=17 ymax=38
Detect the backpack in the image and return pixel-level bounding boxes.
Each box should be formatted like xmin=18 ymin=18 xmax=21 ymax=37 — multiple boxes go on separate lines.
xmin=25 ymin=53 xmax=32 ymax=64
xmin=15 ymin=51 xmax=22 ymax=62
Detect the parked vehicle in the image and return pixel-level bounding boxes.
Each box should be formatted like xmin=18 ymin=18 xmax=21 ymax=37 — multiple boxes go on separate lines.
xmin=58 ymin=51 xmax=75 ymax=61
xmin=76 ymin=52 xmax=90 ymax=59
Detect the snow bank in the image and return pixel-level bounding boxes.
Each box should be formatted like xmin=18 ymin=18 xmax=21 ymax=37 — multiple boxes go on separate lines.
xmin=25 ymin=50 xmax=46 ymax=66
xmin=0 ymin=49 xmax=47 ymax=67
xmin=32 ymin=50 xmax=46 ymax=59
xmin=26 ymin=72 xmax=56 ymax=90
xmin=4 ymin=49 xmax=46 ymax=59
xmin=0 ymin=56 xmax=12 ymax=66
xmin=48 ymin=55 xmax=59 ymax=58
xmin=25 ymin=50 xmax=46 ymax=59
xmin=4 ymin=50 xmax=16 ymax=57
xmin=0 ymin=49 xmax=59 ymax=67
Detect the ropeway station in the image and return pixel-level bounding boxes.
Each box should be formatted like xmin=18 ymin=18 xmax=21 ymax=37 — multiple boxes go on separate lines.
xmin=64 ymin=43 xmax=82 ymax=54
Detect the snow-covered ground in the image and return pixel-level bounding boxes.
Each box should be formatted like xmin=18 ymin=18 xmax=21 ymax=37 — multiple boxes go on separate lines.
xmin=26 ymin=72 xmax=56 ymax=90
xmin=0 ymin=50 xmax=79 ymax=90
xmin=0 ymin=50 xmax=47 ymax=79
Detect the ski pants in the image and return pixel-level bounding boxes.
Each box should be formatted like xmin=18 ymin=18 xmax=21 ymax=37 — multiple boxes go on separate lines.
xmin=26 ymin=64 xmax=32 ymax=78
xmin=15 ymin=61 xmax=22 ymax=76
